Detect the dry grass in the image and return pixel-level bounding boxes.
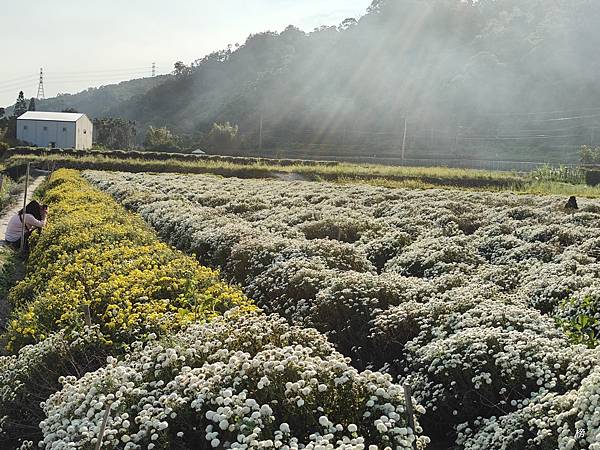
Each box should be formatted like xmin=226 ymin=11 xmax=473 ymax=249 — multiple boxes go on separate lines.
xmin=8 ymin=153 xmax=600 ymax=198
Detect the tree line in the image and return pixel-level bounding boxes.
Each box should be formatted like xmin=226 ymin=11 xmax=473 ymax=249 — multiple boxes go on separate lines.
xmin=104 ymin=0 xmax=600 ymax=161
xmin=5 ymin=0 xmax=600 ymax=162
xmin=0 ymin=90 xmax=239 ymax=153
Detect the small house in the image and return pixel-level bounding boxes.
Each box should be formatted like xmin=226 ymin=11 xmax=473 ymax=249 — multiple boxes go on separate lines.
xmin=17 ymin=111 xmax=93 ymax=149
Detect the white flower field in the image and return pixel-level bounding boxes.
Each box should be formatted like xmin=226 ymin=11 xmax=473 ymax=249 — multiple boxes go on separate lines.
xmin=84 ymin=171 xmax=600 ymax=449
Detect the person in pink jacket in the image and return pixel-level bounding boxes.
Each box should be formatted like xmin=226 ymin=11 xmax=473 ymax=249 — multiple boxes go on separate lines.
xmin=5 ymin=200 xmax=48 ymax=252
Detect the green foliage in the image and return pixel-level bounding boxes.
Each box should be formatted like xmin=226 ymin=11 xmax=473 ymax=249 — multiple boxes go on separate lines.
xmin=13 ymin=92 xmax=28 ymax=118
xmin=558 ymin=295 xmax=600 ymax=348
xmin=579 ymin=145 xmax=600 ymax=164
xmin=3 ymin=169 xmax=254 ymax=351
xmin=0 ymin=245 xmax=18 ymax=331
xmin=27 ymin=98 xmax=36 ymax=112
xmin=0 ymin=327 xmax=111 ymax=446
xmin=530 ymin=164 xmax=584 ymax=185
xmin=144 ymin=125 xmax=180 ymax=151
xmin=29 ymin=77 xmax=165 ymax=120
xmin=93 ymin=117 xmax=137 ymax=149
xmin=585 ymin=169 xmax=600 ymax=187
xmin=0 ymin=174 xmax=14 ymax=212
xmin=204 ymin=121 xmax=240 ymax=151
xmin=75 ymin=0 xmax=600 ymax=162
xmin=2 ymin=117 xmax=17 ymax=140
xmin=173 ymin=60 xmax=193 ymax=77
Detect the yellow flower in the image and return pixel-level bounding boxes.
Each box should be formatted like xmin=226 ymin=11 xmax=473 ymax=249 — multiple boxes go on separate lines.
xmin=5 ymin=169 xmax=255 ymax=351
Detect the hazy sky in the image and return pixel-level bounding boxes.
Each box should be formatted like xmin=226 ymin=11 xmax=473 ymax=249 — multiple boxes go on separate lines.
xmin=0 ymin=0 xmax=372 ymax=107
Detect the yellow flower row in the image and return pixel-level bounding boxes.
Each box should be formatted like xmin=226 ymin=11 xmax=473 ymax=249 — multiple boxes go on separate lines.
xmin=5 ymin=169 xmax=254 ymax=351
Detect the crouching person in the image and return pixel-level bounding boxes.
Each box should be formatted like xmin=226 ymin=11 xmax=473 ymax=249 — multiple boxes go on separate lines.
xmin=5 ymin=200 xmax=48 ymax=253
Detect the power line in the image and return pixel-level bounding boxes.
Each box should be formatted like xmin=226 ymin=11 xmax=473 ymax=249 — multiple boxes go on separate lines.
xmin=46 ymin=73 xmax=152 ymax=83
xmin=50 ymin=66 xmax=153 ymax=76
xmin=0 ymin=76 xmax=38 ymax=89
xmin=1 ymin=64 xmax=164 ymax=84
xmin=477 ymin=105 xmax=600 ymax=117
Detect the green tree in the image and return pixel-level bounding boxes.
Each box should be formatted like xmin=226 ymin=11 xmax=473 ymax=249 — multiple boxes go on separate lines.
xmin=13 ymin=91 xmax=28 ymax=118
xmin=28 ymin=97 xmax=36 ymax=111
xmin=93 ymin=117 xmax=137 ymax=149
xmin=579 ymin=145 xmax=600 ymax=165
xmin=204 ymin=122 xmax=240 ymax=152
xmin=0 ymin=107 xmax=5 ymax=119
xmin=144 ymin=126 xmax=180 ymax=151
xmin=173 ymin=61 xmax=192 ymax=77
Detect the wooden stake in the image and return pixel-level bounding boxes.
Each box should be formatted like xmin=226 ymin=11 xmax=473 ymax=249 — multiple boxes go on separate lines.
xmin=95 ymin=402 xmax=112 ymax=450
xmin=403 ymin=383 xmax=417 ymax=449
xmin=82 ymin=304 xmax=92 ymax=327
xmin=20 ymin=163 xmax=31 ymax=253
xmin=401 ymin=117 xmax=408 ymax=165
xmin=49 ymin=162 xmax=56 ymax=182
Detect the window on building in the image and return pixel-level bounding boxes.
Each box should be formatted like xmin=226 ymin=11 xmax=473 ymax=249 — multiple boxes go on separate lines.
xmin=23 ymin=125 xmax=28 ymax=130
xmin=43 ymin=126 xmax=48 ymax=131
xmin=83 ymin=130 xmax=87 ymax=134
xmin=62 ymin=127 xmax=67 ymax=132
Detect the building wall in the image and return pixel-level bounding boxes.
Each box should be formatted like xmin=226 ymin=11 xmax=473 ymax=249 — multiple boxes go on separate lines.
xmin=17 ymin=119 xmax=77 ymax=148
xmin=75 ymin=115 xmax=93 ymax=150
xmin=17 ymin=116 xmax=93 ymax=150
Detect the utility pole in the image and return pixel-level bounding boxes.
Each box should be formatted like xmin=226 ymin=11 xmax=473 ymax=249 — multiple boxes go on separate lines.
xmin=258 ymin=113 xmax=263 ymax=151
xmin=453 ymin=125 xmax=461 ymax=154
xmin=152 ymin=62 xmax=156 ymax=77
xmin=36 ymin=68 xmax=45 ymax=100
xmin=401 ymin=117 xmax=408 ymax=164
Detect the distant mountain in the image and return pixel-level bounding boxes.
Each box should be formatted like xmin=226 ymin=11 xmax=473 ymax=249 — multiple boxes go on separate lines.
xmin=104 ymin=0 xmax=600 ymax=162
xmin=6 ymin=75 xmax=170 ymax=119
xmin=12 ymin=0 xmax=600 ymax=163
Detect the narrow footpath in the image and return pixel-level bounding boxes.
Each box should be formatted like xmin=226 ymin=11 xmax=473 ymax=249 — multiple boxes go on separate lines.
xmin=0 ymin=176 xmax=45 ymax=330
xmin=0 ymin=177 xmax=46 ymax=240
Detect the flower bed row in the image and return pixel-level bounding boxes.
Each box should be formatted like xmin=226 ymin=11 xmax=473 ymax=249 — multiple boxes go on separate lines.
xmin=0 ymin=170 xmax=426 ymax=449
xmin=4 ymin=170 xmax=253 ymax=351
xmin=85 ymin=171 xmax=600 ymax=448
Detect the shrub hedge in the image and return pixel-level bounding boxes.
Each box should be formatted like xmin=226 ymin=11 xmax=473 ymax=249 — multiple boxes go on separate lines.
xmin=1 ymin=170 xmax=428 ymax=449
xmin=3 ymin=169 xmax=254 ymax=351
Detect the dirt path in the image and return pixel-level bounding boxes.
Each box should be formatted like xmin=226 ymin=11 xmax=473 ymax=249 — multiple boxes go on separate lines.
xmin=0 ymin=176 xmax=45 ymax=330
xmin=0 ymin=177 xmax=45 ymax=241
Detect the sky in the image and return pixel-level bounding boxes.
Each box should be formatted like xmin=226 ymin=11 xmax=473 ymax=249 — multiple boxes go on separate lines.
xmin=0 ymin=0 xmax=372 ymax=107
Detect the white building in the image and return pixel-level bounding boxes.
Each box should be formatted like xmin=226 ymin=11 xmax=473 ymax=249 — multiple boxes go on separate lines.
xmin=17 ymin=111 xmax=93 ymax=150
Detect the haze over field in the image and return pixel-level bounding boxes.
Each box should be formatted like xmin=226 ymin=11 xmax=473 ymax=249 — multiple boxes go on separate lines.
xmin=0 ymin=0 xmax=371 ymax=105
xmin=4 ymin=0 xmax=600 ymax=163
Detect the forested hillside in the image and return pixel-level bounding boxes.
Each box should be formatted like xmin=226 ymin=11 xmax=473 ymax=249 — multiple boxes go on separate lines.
xmin=22 ymin=0 xmax=600 ymax=162
xmin=6 ymin=75 xmax=169 ymax=119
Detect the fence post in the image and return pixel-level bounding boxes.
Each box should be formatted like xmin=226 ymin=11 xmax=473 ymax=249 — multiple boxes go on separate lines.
xmin=95 ymin=402 xmax=112 ymax=450
xmin=0 ymin=174 xmax=4 ymax=195
xmin=20 ymin=163 xmax=31 ymax=253
xmin=403 ymin=383 xmax=417 ymax=449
